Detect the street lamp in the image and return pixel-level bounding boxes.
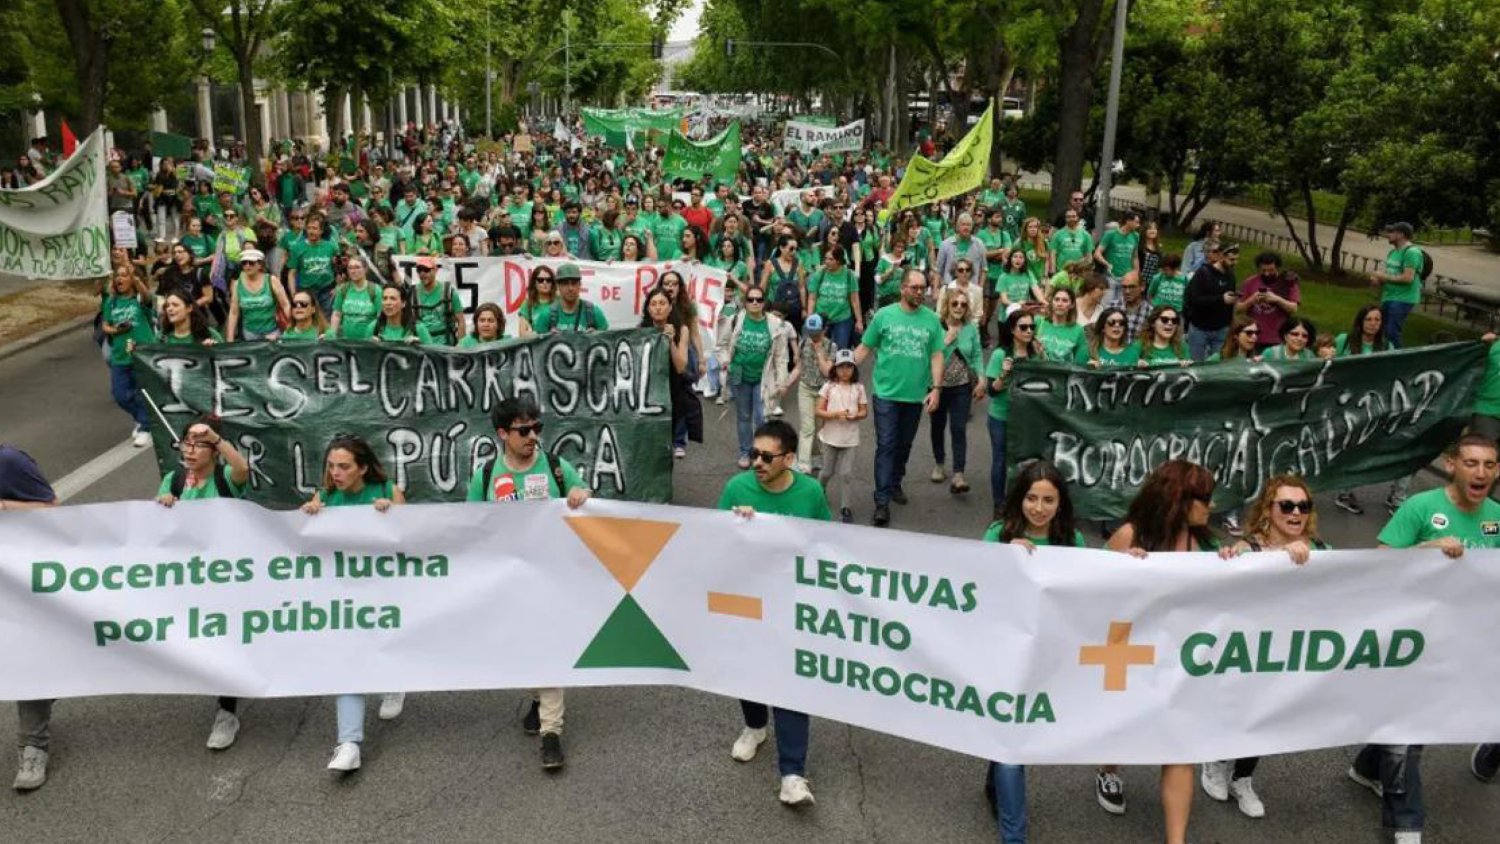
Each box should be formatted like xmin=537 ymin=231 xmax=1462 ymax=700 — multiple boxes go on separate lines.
xmin=198 ymin=27 xmax=217 ymax=149
xmin=201 ymin=27 xmax=215 ymax=54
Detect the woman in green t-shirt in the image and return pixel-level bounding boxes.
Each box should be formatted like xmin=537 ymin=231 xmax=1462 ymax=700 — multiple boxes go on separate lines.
xmin=1207 ymin=317 xmax=1262 ymax=363
xmin=158 ymin=290 xmax=223 ymax=346
xmin=371 ymin=283 xmax=433 ymax=345
xmin=707 ymin=236 xmax=749 ymax=299
xmin=459 ymin=303 xmax=506 ymax=347
xmin=180 ymin=216 xmax=215 ymax=267
xmin=1076 ymin=307 xmax=1142 ymax=368
xmin=300 ymin=434 xmax=408 ymax=774
xmin=101 ymin=263 xmax=157 ymax=444
xmin=1335 ymin=305 xmax=1389 ymax=357
xmin=1261 ymin=316 xmax=1316 ymax=361
xmin=995 ymin=249 xmax=1039 ymax=309
xmin=329 ymin=256 xmax=383 ymax=340
xmin=1036 ymin=287 xmax=1086 ymax=362
xmin=1134 ymin=305 xmax=1191 ymax=367
xmin=985 ymin=309 xmax=1045 ymax=517
xmin=410 ymin=213 xmax=443 ymax=256
xmin=518 ymin=265 xmax=558 ymax=337
xmin=225 ymin=249 xmax=289 ymax=341
xmin=280 ymin=291 xmax=327 ymax=341
xmin=875 ymin=238 xmax=919 ymax=308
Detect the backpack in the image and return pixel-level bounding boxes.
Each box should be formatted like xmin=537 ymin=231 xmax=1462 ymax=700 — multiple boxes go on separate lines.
xmin=1407 ymin=245 xmax=1434 ymax=283
xmin=480 ymin=451 xmax=568 ymax=500
xmin=771 ymin=261 xmax=801 ymax=312
xmin=169 ymin=465 xmax=237 ymax=499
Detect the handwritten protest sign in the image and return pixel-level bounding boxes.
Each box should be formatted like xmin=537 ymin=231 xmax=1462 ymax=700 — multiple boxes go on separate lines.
xmin=0 ymin=129 xmax=110 ymax=280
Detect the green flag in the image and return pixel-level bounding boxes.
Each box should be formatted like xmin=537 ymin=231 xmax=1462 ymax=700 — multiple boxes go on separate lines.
xmin=1005 ymin=343 xmax=1488 ymax=518
xmin=150 ymin=131 xmax=193 ymax=160
xmin=662 ymin=123 xmax=742 ymax=184
xmin=886 ymin=101 xmax=994 ymax=212
xmin=582 ymin=107 xmax=683 ymax=148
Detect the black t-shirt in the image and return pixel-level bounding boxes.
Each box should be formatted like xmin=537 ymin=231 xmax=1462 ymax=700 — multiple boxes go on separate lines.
xmin=159 ymin=264 xmax=209 ymax=305
xmin=0 ymin=445 xmax=55 ymax=504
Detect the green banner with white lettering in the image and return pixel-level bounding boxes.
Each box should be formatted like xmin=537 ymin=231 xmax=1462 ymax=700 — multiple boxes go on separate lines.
xmin=1005 ymin=343 xmax=1488 ymax=518
xmin=130 ymin=329 xmax=674 ymax=507
xmin=662 ymin=122 xmax=741 ymax=184
xmin=581 ymin=107 xmax=683 ymax=148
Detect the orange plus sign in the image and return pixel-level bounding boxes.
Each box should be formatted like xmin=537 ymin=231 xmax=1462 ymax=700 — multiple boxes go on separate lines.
xmin=1079 ymin=621 xmax=1156 ymax=692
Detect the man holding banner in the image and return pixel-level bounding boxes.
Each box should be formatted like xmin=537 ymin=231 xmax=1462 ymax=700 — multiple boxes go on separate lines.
xmin=3 ymin=446 xmax=57 ymax=791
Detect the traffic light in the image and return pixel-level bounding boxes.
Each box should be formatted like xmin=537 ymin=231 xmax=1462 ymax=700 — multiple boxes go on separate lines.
xmin=651 ymin=38 xmax=663 ymax=59
xmin=725 ymin=39 xmax=736 ymax=58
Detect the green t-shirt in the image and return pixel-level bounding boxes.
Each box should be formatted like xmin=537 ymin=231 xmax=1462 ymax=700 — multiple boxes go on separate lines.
xmin=465 ymin=453 xmax=584 ymax=502
xmin=1380 ymin=245 xmax=1425 ymax=305
xmin=1037 ymin=319 xmax=1086 ymax=361
xmin=1048 ymin=226 xmax=1094 ymax=267
xmin=976 ymin=227 xmax=1012 ymax=283
xmin=788 ymin=207 xmax=826 ymax=239
xmin=861 ymin=305 xmax=945 ymax=403
xmin=101 ymin=294 xmax=157 ymax=366
xmin=377 ymin=322 xmax=434 ymax=344
xmin=333 ymin=283 xmax=381 ymax=340
xmin=1474 ymin=341 xmax=1500 ymax=416
xmin=1098 ymin=229 xmax=1139 ymax=278
xmin=716 ymin=471 xmax=832 ymax=522
xmin=280 ymin=325 xmax=322 ymax=342
xmin=999 ymin=199 xmax=1027 ymax=238
xmin=984 ymin=348 xmax=1030 ymax=420
xmin=1262 ymin=344 xmax=1313 ymax=361
xmin=533 ymin=301 xmax=608 ymax=333
xmin=591 ymin=227 xmax=624 ymax=262
xmin=995 ymin=271 xmax=1034 ymax=304
xmin=651 ymin=214 xmax=687 ymax=260
xmin=875 ymin=256 xmax=907 ymax=301
xmin=1148 ymin=273 xmax=1188 ymax=311
xmin=1334 ymin=333 xmax=1379 ymax=358
xmin=161 ymin=327 xmax=224 ymax=345
xmin=731 ymin=314 xmax=772 ymax=383
xmin=982 ymin=523 xmax=1087 ymax=546
xmin=292 ymin=238 xmax=339 ymax=291
xmin=1378 ymin=488 xmax=1500 ymax=550
xmin=181 ymin=233 xmax=214 ymax=260
xmin=323 ymin=479 xmax=395 ymax=508
xmin=457 ymin=334 xmax=502 ymax=349
xmin=158 ymin=468 xmax=248 ymax=501
xmin=235 ymin=277 xmax=279 ymax=336
xmin=1139 ymin=341 xmax=1187 ymax=366
xmin=980 ymin=189 xmax=1005 ymax=211
xmin=415 ymin=282 xmax=463 ymax=344
xmin=1074 ymin=342 xmax=1141 ymax=368
xmin=809 ymin=267 xmax=856 ymax=323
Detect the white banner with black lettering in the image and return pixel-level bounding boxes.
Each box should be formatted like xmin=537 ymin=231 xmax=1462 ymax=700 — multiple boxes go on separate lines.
xmin=393 ymin=255 xmax=729 ymax=343
xmin=783 ymin=119 xmax=866 ymax=155
xmin=3 ymin=499 xmax=1499 ymax=764
xmin=0 ymin=129 xmax=110 ymax=280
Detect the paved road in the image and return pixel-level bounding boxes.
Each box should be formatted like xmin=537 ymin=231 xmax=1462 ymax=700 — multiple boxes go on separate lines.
xmin=2 ymin=327 xmax=1498 ymax=843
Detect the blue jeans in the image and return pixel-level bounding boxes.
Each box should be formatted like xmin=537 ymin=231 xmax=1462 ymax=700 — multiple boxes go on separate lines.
xmin=931 ymin=384 xmax=973 ymax=473
xmin=988 ymin=762 xmax=1029 ymax=844
xmin=734 ymin=376 xmax=764 ymax=458
xmin=1381 ymin=300 xmax=1414 ymax=349
xmin=827 ymin=317 xmax=856 ymax=351
xmin=1353 ymin=744 xmax=1424 ymax=831
xmin=872 ymin=397 xmax=924 ymax=506
xmin=988 ymin=416 xmax=1008 ymax=511
xmin=740 ymin=700 xmax=810 ymax=776
xmin=336 ymin=694 xmax=365 ymax=743
xmin=109 ymin=363 xmax=150 ymax=428
xmin=310 ymin=286 xmax=335 ymax=320
xmin=1187 ymin=325 xmax=1227 ymax=362
xmin=704 ymin=352 xmax=722 ymax=397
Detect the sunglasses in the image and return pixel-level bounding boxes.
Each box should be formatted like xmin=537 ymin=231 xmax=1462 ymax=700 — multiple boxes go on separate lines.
xmin=748 ymin=448 xmax=785 ymax=464
xmin=1276 ymin=499 xmax=1314 ymax=514
xmin=955 ymin=267 xmax=972 ymax=274
xmin=1014 ymin=323 xmax=1035 ymax=331
xmin=952 ymin=302 xmax=969 ymax=309
xmin=418 ymin=266 xmax=436 ymax=273
xmin=1157 ymin=316 xmax=1179 ymax=324
xmin=293 ymin=300 xmax=313 ymax=308
xmin=241 ymin=259 xmax=261 ymax=266
xmin=507 ymin=423 xmax=544 ymax=437
xmin=1104 ymin=318 xmax=1126 ymax=327
xmin=536 ymin=276 xmax=555 ymax=283
xmin=746 ymin=296 xmax=765 ymax=304
xmin=1241 ymin=328 xmax=1260 ymax=336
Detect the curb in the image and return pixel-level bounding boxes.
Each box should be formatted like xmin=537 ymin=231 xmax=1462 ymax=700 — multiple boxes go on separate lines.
xmin=0 ymin=315 xmax=93 ymax=363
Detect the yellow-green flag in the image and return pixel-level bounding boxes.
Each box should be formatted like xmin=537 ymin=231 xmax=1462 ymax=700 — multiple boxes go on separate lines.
xmin=887 ymin=101 xmax=994 ymax=212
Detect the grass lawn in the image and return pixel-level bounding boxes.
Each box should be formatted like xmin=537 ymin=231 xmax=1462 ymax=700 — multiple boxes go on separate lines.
xmin=1012 ymin=189 xmax=1481 ymax=346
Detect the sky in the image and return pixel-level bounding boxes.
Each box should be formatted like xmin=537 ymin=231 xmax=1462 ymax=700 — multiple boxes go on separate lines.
xmin=668 ymin=0 xmax=704 ymax=42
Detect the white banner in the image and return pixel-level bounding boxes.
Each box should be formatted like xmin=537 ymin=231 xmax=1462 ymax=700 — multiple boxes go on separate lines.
xmin=770 ymin=184 xmax=836 ymax=218
xmin=784 ymin=119 xmax=866 ymax=155
xmin=393 ymin=256 xmax=729 ymax=343
xmin=0 ymin=129 xmax=110 ymax=280
xmin=3 ymin=499 xmax=1499 ymax=764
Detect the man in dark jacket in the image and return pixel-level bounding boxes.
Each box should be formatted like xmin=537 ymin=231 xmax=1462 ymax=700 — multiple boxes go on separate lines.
xmin=1183 ymin=241 xmax=1240 ymax=361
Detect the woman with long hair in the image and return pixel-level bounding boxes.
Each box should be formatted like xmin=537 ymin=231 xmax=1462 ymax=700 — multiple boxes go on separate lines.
xmin=158 ymin=290 xmax=222 ymax=346
xmin=640 ymin=286 xmax=696 ymax=455
xmin=707 ymin=235 xmax=749 ymax=299
xmin=328 ymin=255 xmax=383 ymax=340
xmin=159 ymin=241 xmax=214 ymax=314
xmin=1336 ymin=305 xmax=1389 ymax=356
xmin=621 ymin=232 xmax=656 ymax=262
xmin=1262 ymin=316 xmax=1317 ymax=361
xmin=1102 ymin=460 xmax=1233 ymax=843
xmin=101 ymin=263 xmax=157 ymax=446
xmin=593 ymin=209 xmax=625 ymax=261
xmin=301 ymin=434 xmax=408 ymax=774
xmin=1077 ymin=306 xmax=1141 ymax=368
xmin=760 ymin=234 xmax=805 ymax=330
xmin=985 ymin=307 xmax=1045 ymax=518
xmin=280 ymin=291 xmax=328 ymax=341
xmin=225 ymin=248 xmax=289 ymax=341
xmin=459 ymin=303 xmax=506 ymax=347
xmin=680 ymin=225 xmax=709 ymax=262
xmin=411 ymin=212 xmax=443 ymax=255
xmin=527 ymin=205 xmax=555 ymax=255
xmin=995 ymin=248 xmax=1039 ymax=309
xmin=1075 ymin=273 xmax=1110 ymax=328
xmin=371 ymin=283 xmax=432 ymax=344
xmin=1136 ymin=305 xmax=1191 ymax=367
xmin=1036 ymin=286 xmax=1084 ymax=361
xmin=1138 ymin=219 xmax=1164 ymax=289
xmin=930 ymin=287 xmax=985 ymax=494
xmin=1208 ymin=317 xmax=1262 ymax=362
xmin=518 ymin=265 xmax=558 ymax=336
xmin=1017 ymin=217 xmax=1049 ymax=287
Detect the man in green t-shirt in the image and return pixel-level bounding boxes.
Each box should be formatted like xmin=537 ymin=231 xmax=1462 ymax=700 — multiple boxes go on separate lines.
xmin=855 ymin=269 xmax=944 ymax=527
xmin=999 ymin=184 xmax=1026 ymax=241
xmin=1369 ymin=222 xmax=1425 ymax=348
xmin=289 ymin=214 xmax=341 ymax=317
xmin=413 ymin=258 xmax=466 ymax=345
xmin=1048 ymin=208 xmax=1095 ymax=273
xmin=1093 ymin=211 xmax=1141 ymax=292
xmin=465 ymin=396 xmax=590 ymax=772
xmin=532 ymin=262 xmax=608 ymax=333
xmin=1359 ymin=433 xmax=1499 ymax=835
xmin=716 ymin=418 xmax=828 ymax=808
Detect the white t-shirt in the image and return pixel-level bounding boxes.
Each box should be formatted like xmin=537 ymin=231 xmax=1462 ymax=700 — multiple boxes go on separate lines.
xmin=817 ymin=381 xmax=867 ymax=448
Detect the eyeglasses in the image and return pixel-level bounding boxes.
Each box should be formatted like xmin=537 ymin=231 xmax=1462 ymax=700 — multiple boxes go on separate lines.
xmin=746 ymin=296 xmax=765 ymax=304
xmin=1276 ymin=499 xmax=1314 ymax=514
xmin=535 ymin=276 xmax=555 ymax=284
xmin=748 ymin=448 xmax=785 ymax=464
xmin=1014 ymin=323 xmax=1035 ymax=332
xmin=1157 ymin=316 xmax=1179 ymax=324
xmin=1104 ymin=318 xmax=1126 ymax=327
xmin=179 ymin=440 xmax=215 ymax=451
xmin=241 ymin=259 xmax=261 ymax=266
xmin=955 ymin=267 xmax=971 ymax=274
xmin=951 ymin=302 xmax=969 ymax=309
xmin=292 ymin=300 xmax=313 ymax=308
xmin=507 ymin=422 xmax=544 ymax=437
xmin=1285 ymin=331 xmax=1309 ymax=339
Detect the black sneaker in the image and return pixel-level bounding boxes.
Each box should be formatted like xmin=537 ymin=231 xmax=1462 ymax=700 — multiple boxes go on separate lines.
xmin=891 ymin=487 xmax=909 ymax=505
xmin=840 ymin=507 xmax=853 ymax=524
xmin=541 ymin=732 xmax=565 ymax=771
xmin=1472 ymin=744 xmax=1500 ymax=782
xmin=1096 ymin=770 xmax=1126 ymax=815
xmin=1334 ymin=493 xmax=1364 ymax=515
xmin=873 ymin=504 xmax=890 ymax=527
xmin=522 ymin=699 xmax=540 ymax=735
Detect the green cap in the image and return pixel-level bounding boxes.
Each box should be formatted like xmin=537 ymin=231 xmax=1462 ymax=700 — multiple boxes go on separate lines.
xmin=556 ymin=261 xmax=583 ymax=281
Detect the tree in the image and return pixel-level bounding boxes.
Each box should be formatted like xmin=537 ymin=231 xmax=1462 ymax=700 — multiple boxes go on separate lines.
xmin=1045 ymin=0 xmax=1112 ymax=221
xmin=189 ymin=0 xmax=276 ymax=179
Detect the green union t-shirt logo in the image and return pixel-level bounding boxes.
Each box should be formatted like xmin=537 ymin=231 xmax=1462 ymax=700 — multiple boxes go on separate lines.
xmin=565 ymin=515 xmax=689 ymax=670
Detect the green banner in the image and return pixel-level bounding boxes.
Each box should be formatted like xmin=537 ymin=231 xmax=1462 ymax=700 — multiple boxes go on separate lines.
xmin=1005 ymin=343 xmax=1488 ymax=518
xmin=150 ymin=131 xmax=194 ymax=160
xmin=131 ymin=330 xmax=674 ymax=508
xmin=662 ymin=122 xmax=741 ymax=184
xmin=791 ymin=114 xmax=837 ymax=126
xmin=582 ymin=107 xmax=683 ymax=149
xmin=887 ymin=101 xmax=993 ymax=212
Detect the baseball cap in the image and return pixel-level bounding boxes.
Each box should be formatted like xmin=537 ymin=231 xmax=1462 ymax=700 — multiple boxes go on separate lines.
xmin=834 ymin=349 xmax=856 ymax=367
xmin=414 ymin=255 xmax=437 ymax=269
xmin=804 ymin=313 xmax=825 ymax=332
xmin=239 ymin=248 xmax=265 ymax=263
xmin=556 ymin=262 xmax=583 ymax=281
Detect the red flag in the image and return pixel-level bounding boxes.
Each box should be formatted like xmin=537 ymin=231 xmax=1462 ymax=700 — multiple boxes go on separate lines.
xmin=60 ymin=120 xmax=78 ymax=157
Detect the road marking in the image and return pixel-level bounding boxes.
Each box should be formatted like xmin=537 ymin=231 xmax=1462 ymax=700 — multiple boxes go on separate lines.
xmin=53 ymin=439 xmax=149 ymax=502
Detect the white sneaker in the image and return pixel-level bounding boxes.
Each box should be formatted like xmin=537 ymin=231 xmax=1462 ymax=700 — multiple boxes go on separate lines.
xmin=13 ymin=747 xmax=47 ymax=791
xmin=731 ymin=726 xmax=768 ymax=762
xmin=205 ymin=708 xmax=241 ymax=750
xmin=1394 ymin=832 xmax=1422 ymax=844
xmin=1347 ymin=765 xmax=1383 ymax=797
xmin=1229 ymin=776 xmax=1265 ymax=818
xmin=1200 ymin=760 xmax=1230 ymax=801
xmin=779 ymin=774 xmax=815 ymax=806
xmin=378 ymin=692 xmax=405 ymax=720
xmin=132 ymin=427 xmax=152 ymax=448
xmin=327 ymin=741 xmax=361 ymax=772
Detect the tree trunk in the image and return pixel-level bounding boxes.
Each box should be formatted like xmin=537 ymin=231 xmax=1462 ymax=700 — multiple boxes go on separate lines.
xmin=54 ymin=0 xmax=107 ymax=136
xmin=1328 ymin=194 xmax=1364 ymax=276
xmin=1049 ymin=0 xmax=1109 ymax=222
xmin=327 ymin=85 xmax=347 ymax=143
xmin=235 ymin=52 xmax=265 ymax=187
